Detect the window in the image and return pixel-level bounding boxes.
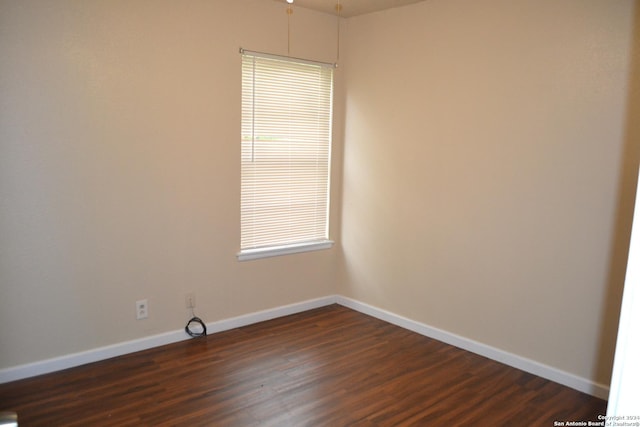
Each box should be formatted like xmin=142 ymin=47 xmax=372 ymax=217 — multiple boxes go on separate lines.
xmin=238 ymin=50 xmax=334 ymax=261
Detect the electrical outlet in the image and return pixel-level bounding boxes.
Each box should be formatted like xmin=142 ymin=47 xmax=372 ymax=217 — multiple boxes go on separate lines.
xmin=136 ymin=299 xmax=148 ymax=320
xmin=185 ymin=292 xmax=196 ymax=309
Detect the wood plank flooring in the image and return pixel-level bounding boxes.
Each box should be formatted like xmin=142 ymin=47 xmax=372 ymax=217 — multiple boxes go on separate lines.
xmin=0 ymin=304 xmax=607 ymax=426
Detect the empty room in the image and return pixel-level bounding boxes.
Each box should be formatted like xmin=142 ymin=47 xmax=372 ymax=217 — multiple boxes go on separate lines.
xmin=1 ymin=0 xmax=638 ymax=425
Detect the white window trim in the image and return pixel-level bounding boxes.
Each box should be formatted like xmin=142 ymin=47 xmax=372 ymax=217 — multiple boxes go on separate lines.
xmin=239 ymin=48 xmax=334 ymax=258
xmin=237 ymin=239 xmax=334 ymax=262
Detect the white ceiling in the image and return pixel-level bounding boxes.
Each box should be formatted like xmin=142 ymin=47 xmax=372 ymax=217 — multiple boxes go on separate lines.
xmin=273 ymin=0 xmax=428 ymax=18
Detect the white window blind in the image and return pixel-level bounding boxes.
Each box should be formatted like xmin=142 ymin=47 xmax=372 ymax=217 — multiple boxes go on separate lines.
xmin=240 ymin=50 xmax=334 ymax=256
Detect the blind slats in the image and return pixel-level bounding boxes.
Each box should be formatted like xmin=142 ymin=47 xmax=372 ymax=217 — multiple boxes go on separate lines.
xmin=240 ymin=53 xmax=333 ymax=250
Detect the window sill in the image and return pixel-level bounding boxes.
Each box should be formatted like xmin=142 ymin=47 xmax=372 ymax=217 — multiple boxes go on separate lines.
xmin=237 ymin=240 xmax=334 ymax=262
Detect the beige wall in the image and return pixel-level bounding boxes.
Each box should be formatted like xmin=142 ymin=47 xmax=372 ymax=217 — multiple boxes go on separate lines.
xmin=0 ymin=0 xmax=342 ymax=369
xmin=339 ymin=0 xmax=639 ymax=387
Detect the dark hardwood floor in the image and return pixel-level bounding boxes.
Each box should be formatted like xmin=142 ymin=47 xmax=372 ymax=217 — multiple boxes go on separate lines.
xmin=0 ymin=304 xmax=607 ymax=426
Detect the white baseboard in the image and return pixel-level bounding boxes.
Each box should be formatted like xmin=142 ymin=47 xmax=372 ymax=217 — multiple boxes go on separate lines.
xmin=0 ymin=295 xmax=337 ymax=384
xmin=204 ymin=295 xmax=338 ymax=334
xmin=0 ymin=328 xmax=188 ymax=385
xmin=335 ymin=296 xmax=610 ymax=400
xmin=0 ymin=294 xmax=609 ymax=400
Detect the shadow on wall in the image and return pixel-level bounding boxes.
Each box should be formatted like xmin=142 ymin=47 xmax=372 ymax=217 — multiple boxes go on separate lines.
xmin=596 ymin=1 xmax=640 ymax=388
